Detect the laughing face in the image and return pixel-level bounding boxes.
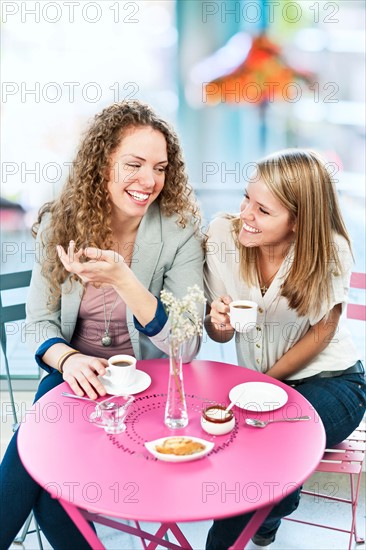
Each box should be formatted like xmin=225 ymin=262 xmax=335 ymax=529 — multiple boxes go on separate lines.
xmin=107 ymin=126 xmax=168 ymax=223
xmin=238 ymin=178 xmax=296 ymax=251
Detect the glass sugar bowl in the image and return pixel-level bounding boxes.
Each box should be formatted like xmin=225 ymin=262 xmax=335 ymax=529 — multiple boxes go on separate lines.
xmin=201 ymin=405 xmax=235 ymax=436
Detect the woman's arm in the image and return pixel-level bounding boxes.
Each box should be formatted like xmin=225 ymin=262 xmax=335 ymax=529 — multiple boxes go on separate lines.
xmin=58 ymin=225 xmax=204 ymax=362
xmin=28 ymin=278 xmax=109 ymax=400
xmin=57 ymin=243 xmax=159 ymax=327
xmin=266 ymin=303 xmax=342 ymax=380
xmin=42 ymin=343 xmax=108 ymax=399
xmin=25 ymin=224 xmax=109 ymax=398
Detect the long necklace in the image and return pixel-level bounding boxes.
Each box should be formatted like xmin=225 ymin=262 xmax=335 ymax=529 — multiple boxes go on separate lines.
xmin=258 ymin=268 xmax=280 ymax=297
xmin=101 ymin=289 xmax=119 ymax=347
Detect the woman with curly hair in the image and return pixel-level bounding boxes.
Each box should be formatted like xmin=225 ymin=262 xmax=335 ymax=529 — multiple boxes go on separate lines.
xmin=204 ymin=149 xmax=365 ymax=549
xmin=0 ymin=101 xmax=204 ymax=549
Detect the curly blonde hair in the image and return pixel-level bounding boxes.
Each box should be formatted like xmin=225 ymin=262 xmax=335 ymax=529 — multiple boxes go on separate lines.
xmin=32 ymin=100 xmax=200 ymax=306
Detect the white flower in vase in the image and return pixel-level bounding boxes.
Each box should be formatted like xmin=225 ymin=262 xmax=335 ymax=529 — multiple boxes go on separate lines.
xmin=160 ymin=285 xmax=206 ymax=429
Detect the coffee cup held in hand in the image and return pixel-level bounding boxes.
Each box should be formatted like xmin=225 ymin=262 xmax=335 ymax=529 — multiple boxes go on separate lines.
xmin=229 ymin=300 xmax=258 ymax=333
xmin=101 ymin=354 xmax=137 ymax=393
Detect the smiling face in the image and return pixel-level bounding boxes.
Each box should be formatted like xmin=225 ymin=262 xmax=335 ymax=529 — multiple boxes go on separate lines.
xmin=238 ymin=177 xmax=296 ymax=251
xmin=107 ymin=126 xmax=168 ymax=225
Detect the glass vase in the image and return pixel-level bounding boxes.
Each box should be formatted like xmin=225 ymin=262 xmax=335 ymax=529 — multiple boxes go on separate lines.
xmin=164 ymin=338 xmax=188 ymax=429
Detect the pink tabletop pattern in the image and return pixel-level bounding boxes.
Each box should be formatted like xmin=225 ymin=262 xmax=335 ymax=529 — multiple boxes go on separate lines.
xmin=18 ymin=359 xmax=325 ymax=549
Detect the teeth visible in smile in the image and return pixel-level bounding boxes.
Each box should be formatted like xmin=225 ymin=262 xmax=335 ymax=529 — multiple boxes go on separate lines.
xmin=243 ymin=222 xmax=261 ymax=234
xmin=127 ymin=191 xmax=149 ymax=201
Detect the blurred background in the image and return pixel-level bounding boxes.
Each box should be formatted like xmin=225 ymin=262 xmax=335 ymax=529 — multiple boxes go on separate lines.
xmin=1 ymin=0 xmax=365 ymax=382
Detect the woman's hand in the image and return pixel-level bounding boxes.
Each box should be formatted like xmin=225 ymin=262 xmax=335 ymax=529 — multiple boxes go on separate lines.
xmin=204 ymin=296 xmax=234 ymax=343
xmin=57 ymin=241 xmax=129 ymax=287
xmin=209 ymin=295 xmax=233 ymax=331
xmin=57 ymin=240 xmax=159 ymax=327
xmin=62 ymin=353 xmax=109 ymax=399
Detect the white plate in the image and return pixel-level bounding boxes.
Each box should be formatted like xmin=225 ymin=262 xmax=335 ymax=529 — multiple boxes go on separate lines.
xmin=104 ymin=369 xmax=151 ymax=396
xmin=229 ymin=382 xmax=288 ymax=412
xmin=145 ymin=436 xmax=214 ymax=463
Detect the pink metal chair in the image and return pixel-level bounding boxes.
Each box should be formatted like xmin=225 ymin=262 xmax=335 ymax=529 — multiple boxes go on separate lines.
xmin=285 ymin=426 xmax=365 ymax=550
xmin=0 ymin=270 xmax=44 ymax=548
xmin=285 ymin=272 xmax=366 ymax=550
xmin=347 ymin=272 xmax=366 ymax=320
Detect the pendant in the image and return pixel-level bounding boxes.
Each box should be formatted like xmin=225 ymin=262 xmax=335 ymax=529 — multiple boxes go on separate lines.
xmin=101 ymin=332 xmax=112 ymax=347
xmin=260 ymin=285 xmax=268 ymax=297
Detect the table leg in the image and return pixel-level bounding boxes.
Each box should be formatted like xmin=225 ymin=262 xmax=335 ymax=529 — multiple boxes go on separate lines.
xmin=169 ymin=523 xmax=193 ymax=548
xmin=146 ymin=523 xmax=193 ymax=549
xmin=58 ymin=499 xmax=105 ymax=550
xmin=58 ymin=502 xmax=192 ymax=550
xmin=229 ymin=504 xmax=273 ymax=550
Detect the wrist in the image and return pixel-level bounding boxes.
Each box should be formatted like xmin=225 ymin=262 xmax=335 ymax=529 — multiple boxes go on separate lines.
xmin=112 ymin=270 xmax=136 ymax=294
xmin=57 ymin=349 xmax=80 ymax=374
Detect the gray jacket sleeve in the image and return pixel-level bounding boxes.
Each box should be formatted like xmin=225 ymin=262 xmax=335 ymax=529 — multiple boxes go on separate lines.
xmin=25 ymin=217 xmax=82 ymax=354
xmin=148 ymin=220 xmax=205 ymax=362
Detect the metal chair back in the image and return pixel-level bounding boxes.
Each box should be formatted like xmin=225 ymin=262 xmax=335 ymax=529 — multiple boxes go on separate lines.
xmin=0 ymin=270 xmax=32 ymax=429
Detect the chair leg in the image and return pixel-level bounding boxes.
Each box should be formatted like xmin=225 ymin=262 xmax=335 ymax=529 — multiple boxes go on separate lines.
xmin=349 ymin=471 xmax=365 ymax=549
xmin=2 ymin=353 xmax=19 ymax=429
xmin=35 ymin=519 xmax=44 ymax=550
xmin=13 ymin=511 xmax=44 ymax=549
xmin=14 ymin=512 xmax=33 ymax=543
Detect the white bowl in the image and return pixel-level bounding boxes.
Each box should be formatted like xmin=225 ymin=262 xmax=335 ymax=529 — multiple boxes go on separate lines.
xmin=201 ymin=405 xmax=236 ymax=436
xmin=145 ymin=436 xmax=214 ymax=462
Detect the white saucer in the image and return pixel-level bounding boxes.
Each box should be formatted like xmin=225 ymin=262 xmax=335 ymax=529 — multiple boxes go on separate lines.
xmin=104 ymin=369 xmax=151 ymax=396
xmin=229 ymin=382 xmax=288 ymax=412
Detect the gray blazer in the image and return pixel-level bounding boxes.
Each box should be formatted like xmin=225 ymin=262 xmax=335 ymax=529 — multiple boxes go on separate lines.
xmin=25 ymin=202 xmax=204 ymax=362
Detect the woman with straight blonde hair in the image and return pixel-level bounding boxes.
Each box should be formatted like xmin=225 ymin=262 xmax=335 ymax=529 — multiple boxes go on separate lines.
xmin=204 ymin=149 xmax=365 ymax=549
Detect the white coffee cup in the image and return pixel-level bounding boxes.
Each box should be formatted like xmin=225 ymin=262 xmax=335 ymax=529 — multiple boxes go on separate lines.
xmin=101 ymin=354 xmax=137 ymax=393
xmin=229 ymin=300 xmax=258 ymax=333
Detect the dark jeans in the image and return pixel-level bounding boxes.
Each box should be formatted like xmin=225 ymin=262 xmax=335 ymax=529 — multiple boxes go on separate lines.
xmin=0 ymin=371 xmax=94 ymax=550
xmin=206 ymin=364 xmax=366 ymax=550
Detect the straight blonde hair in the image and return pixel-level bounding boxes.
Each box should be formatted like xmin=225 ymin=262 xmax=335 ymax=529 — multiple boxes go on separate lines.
xmin=230 ymin=149 xmax=352 ymax=318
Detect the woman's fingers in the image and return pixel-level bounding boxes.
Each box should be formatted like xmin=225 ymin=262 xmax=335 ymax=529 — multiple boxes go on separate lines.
xmin=62 ymin=356 xmax=108 ymax=398
xmin=210 ymin=296 xmax=232 ymax=330
xmin=64 ymin=371 xmax=107 ymax=400
xmin=211 ymin=298 xmax=230 ymax=317
xmin=221 ymin=295 xmax=233 ymax=306
xmin=64 ymin=372 xmax=98 ymax=400
xmin=57 ymin=241 xmax=84 ymax=271
xmin=98 ymin=358 xmax=109 ymax=370
xmin=57 ymin=243 xmax=127 ymax=286
xmin=82 ymin=247 xmax=117 ymax=263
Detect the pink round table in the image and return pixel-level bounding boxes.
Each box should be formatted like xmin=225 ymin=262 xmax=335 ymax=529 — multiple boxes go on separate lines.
xmin=18 ymin=359 xmax=325 ymax=549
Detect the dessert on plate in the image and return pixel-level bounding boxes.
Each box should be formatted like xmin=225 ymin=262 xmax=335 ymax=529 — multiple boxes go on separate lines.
xmin=155 ymin=437 xmax=206 ymax=456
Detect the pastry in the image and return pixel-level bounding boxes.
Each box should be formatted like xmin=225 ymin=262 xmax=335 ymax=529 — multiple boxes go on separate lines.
xmin=155 ymin=437 xmax=206 ymax=456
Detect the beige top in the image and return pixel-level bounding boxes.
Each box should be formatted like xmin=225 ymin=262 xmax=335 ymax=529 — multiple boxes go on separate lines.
xmin=70 ymin=284 xmax=134 ymax=359
xmin=204 ymin=216 xmax=360 ymax=380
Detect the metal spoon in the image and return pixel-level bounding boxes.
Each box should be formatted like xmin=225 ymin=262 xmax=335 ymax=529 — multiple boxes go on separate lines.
xmin=224 ymin=387 xmax=246 ymax=414
xmin=245 ymin=416 xmax=310 ymax=428
xmin=61 ymin=391 xmax=100 ymax=402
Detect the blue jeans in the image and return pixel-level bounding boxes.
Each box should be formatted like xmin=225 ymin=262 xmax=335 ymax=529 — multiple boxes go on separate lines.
xmin=0 ymin=370 xmax=94 ymax=550
xmin=206 ymin=363 xmax=366 ymax=550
